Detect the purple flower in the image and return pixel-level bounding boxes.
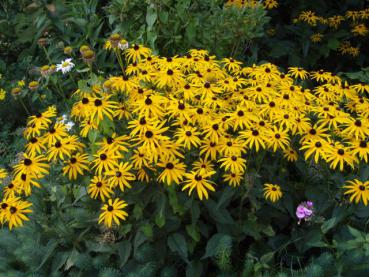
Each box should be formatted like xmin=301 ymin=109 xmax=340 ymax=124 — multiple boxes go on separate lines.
xmin=296 ymin=201 xmax=314 ymax=224
xmin=296 ymin=206 xmax=306 ymax=219
xmin=306 ymin=201 xmax=313 ymax=208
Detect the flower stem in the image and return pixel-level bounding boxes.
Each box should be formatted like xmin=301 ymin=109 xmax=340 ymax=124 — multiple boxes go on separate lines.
xmin=18 ymin=97 xmax=30 ymax=115
xmin=42 ymin=46 xmax=52 ymax=64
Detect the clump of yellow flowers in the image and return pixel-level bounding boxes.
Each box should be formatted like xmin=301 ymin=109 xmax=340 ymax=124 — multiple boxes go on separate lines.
xmin=1 ymin=34 xmax=369 ymax=230
xmin=295 ymin=8 xmax=369 ymax=56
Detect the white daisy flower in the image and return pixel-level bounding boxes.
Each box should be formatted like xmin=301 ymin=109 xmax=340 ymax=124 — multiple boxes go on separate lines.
xmin=56 ymin=58 xmax=75 ymax=74
xmin=65 ymin=121 xmax=75 ymax=131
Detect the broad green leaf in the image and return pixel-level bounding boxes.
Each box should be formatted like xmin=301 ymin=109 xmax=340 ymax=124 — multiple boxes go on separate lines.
xmin=167 ymin=233 xmax=189 ymax=263
xmin=117 ymin=241 xmax=132 ymax=267
xmin=202 ymin=233 xmax=232 ymax=259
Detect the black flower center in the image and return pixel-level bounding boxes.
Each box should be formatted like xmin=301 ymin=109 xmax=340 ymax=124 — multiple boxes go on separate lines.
xmin=55 ymin=141 xmax=62 ymax=148
xmin=10 ymin=207 xmax=17 ymax=214
xmin=309 ymin=129 xmax=317 ymax=135
xmin=116 ymin=171 xmax=122 ymax=177
xmin=96 ymin=182 xmax=102 ymax=188
xmin=204 ymin=82 xmax=211 ymax=89
xmin=195 ymin=175 xmax=202 ymax=181
xmin=145 ymin=97 xmax=152 ymax=105
xmin=107 ymin=205 xmax=114 ymax=211
xmin=272 ymin=187 xmax=277 ymax=191
xmin=355 ymin=120 xmax=362 ymax=127
xmin=359 ymin=185 xmax=366 ymax=191
xmin=30 ymin=137 xmax=37 ymax=143
xmin=197 ymin=108 xmax=203 ymax=114
xmin=315 ymin=142 xmax=322 ymax=148
xmin=212 ymin=124 xmax=219 ymax=131
xmin=360 ymin=141 xmax=367 ymax=148
xmin=107 ymin=137 xmax=114 ymax=144
xmin=210 ymin=142 xmax=216 ymax=147
xmin=82 ymin=98 xmax=89 ymax=104
xmin=231 ymin=156 xmax=237 ymax=161
xmin=100 ymin=154 xmax=107 ymax=160
xmin=94 ymin=99 xmax=102 ymax=107
xmin=167 ymin=69 xmax=174 ymax=75
xmin=178 ymin=103 xmax=185 ymax=110
xmin=24 ymin=158 xmax=32 ymax=166
xmin=269 ymin=101 xmax=276 ymax=107
xmin=21 ymin=174 xmax=27 ymax=181
xmin=252 ymin=130 xmax=259 ymax=136
xmin=185 ymin=131 xmax=192 ymax=137
xmin=70 ymin=158 xmax=77 ymax=164
xmin=237 ymin=110 xmax=244 ymax=117
xmin=275 ymin=134 xmax=281 ymax=139
xmin=145 ymin=130 xmax=153 ymax=138
xmin=227 ymin=141 xmax=232 ymax=147
xmin=1 ymin=203 xmax=8 ymax=209
xmin=338 ymin=149 xmax=345 ymax=155
xmin=8 ymin=183 xmax=14 ymax=189
xmin=166 ymin=162 xmax=174 ymax=169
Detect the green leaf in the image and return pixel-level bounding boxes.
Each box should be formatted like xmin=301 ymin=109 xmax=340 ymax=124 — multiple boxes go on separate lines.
xmin=348 ymin=226 xmax=363 ymax=239
xmin=117 ymin=241 xmax=132 ymax=267
xmin=155 ymin=214 xmax=165 ymax=228
xmin=146 ymin=4 xmax=157 ymax=29
xmin=167 ymin=233 xmax=189 ymax=263
xmin=327 ymin=38 xmax=340 ymax=50
xmin=141 ymin=223 xmax=153 ymax=240
xmin=321 ymin=217 xmax=338 ymax=234
xmin=202 ymin=233 xmax=232 ymax=259
xmin=186 ymin=225 xmax=200 ymax=242
xmin=35 ymin=240 xmax=60 ymax=271
xmin=216 ymin=186 xmax=235 ymax=209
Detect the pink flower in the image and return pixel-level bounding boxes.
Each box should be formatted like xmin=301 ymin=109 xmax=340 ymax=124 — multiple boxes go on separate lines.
xmin=296 ymin=201 xmax=314 ymax=224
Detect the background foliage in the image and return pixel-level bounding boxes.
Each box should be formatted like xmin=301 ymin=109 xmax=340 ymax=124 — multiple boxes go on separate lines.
xmin=1 ymin=0 xmax=369 ymax=276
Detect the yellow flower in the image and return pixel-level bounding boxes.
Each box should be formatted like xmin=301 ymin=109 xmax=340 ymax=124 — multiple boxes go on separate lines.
xmin=62 ymin=153 xmax=89 ymax=180
xmin=5 ymin=199 xmax=32 ymax=230
xmin=106 ymin=162 xmax=135 ymax=191
xmin=311 ymin=33 xmax=323 ymax=43
xmin=344 ymin=180 xmax=369 ymax=206
xmin=0 ymin=88 xmax=6 ymax=100
xmin=88 ymin=175 xmax=113 ymax=202
xmin=17 ymin=80 xmax=25 ymax=87
xmin=182 ymin=171 xmax=216 ymax=200
xmin=288 ymin=67 xmax=308 ymax=80
xmin=92 ymin=150 xmax=121 ymax=175
xmin=0 ymin=168 xmax=8 ymax=180
xmin=263 ymin=184 xmax=282 ymax=202
xmin=223 ymin=172 xmax=243 ymax=187
xmin=98 ymin=198 xmax=128 ymax=227
xmin=13 ymin=153 xmax=49 ymax=179
xmin=157 ymin=157 xmax=186 ymax=186
xmin=125 ymin=44 xmax=151 ymax=63
xmin=351 ymin=24 xmax=369 ymax=36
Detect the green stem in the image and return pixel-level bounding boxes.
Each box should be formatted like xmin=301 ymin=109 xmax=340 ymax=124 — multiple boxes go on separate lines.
xmin=69 ymin=72 xmax=77 ymax=87
xmin=18 ymin=97 xmax=30 ymax=115
xmin=115 ymin=49 xmax=126 ymax=77
xmin=42 ymin=46 xmax=52 ymax=64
